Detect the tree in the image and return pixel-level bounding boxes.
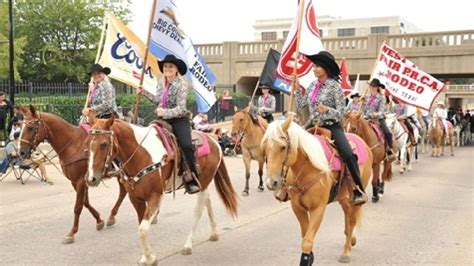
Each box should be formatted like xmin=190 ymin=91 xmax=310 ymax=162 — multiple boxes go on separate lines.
xmin=0 ymin=3 xmax=26 ymax=80
xmin=15 ymin=0 xmax=131 ymax=82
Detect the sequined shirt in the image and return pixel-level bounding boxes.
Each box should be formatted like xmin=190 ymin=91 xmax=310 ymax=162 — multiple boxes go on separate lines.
xmin=305 ymin=79 xmax=345 ymax=123
xmin=363 ymin=93 xmax=385 ymax=119
xmin=89 ymin=79 xmax=117 ymax=116
xmin=144 ymin=77 xmax=189 ymax=119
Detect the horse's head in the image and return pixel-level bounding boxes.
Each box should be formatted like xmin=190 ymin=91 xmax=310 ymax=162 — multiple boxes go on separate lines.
xmin=19 ymin=105 xmax=46 ymax=159
xmin=231 ymin=106 xmax=250 ymax=134
xmin=86 ymin=113 xmax=116 ymax=187
xmin=385 ymin=113 xmax=397 ymax=130
xmin=261 ymin=117 xmax=297 ymax=191
xmin=343 ymin=111 xmax=363 ymax=134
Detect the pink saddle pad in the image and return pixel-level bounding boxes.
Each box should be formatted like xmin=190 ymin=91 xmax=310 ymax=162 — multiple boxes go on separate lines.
xmin=369 ymin=122 xmax=385 ymax=145
xmin=80 ymin=123 xmax=91 ymax=133
xmin=193 ymin=131 xmax=211 ymax=158
xmin=315 ymin=133 xmax=369 ymax=171
xmin=153 ymin=124 xmax=175 ymax=160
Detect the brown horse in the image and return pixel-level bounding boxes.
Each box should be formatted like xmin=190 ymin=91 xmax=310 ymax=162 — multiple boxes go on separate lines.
xmin=429 ymin=117 xmax=454 ymax=157
xmin=18 ymin=105 xmax=127 ymax=244
xmin=262 ymin=118 xmax=373 ymax=265
xmin=87 ymin=116 xmax=238 ymax=265
xmin=344 ymin=111 xmax=393 ymax=203
xmin=231 ymin=107 xmax=267 ymax=196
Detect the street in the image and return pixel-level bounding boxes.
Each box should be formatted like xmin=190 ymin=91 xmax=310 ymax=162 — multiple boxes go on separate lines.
xmin=0 ymin=145 xmax=473 ymax=265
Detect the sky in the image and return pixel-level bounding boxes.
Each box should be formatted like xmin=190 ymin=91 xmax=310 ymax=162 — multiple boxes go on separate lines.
xmin=128 ymin=0 xmax=474 ymax=44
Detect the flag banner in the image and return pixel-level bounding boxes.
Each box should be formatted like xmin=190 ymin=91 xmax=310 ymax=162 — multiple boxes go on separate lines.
xmin=276 ymin=0 xmax=323 ymax=92
xmin=372 ymin=42 xmax=446 ymax=111
xmin=340 ymin=59 xmax=352 ymax=97
xmin=259 ymin=49 xmax=291 ymax=94
xmin=98 ymin=13 xmax=160 ymax=96
xmin=149 ymin=0 xmax=217 ymax=113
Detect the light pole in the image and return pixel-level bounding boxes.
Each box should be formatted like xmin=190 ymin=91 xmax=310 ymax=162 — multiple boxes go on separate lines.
xmin=8 ymin=0 xmax=15 ymax=116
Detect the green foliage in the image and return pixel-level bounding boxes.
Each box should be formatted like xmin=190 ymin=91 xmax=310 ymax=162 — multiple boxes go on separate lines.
xmin=14 ymin=0 xmax=131 ymax=82
xmin=0 ymin=3 xmax=26 ymax=80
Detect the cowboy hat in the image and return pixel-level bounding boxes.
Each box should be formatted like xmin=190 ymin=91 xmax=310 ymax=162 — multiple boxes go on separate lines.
xmin=350 ymin=93 xmax=361 ymax=99
xmin=88 ymin=64 xmax=111 ymax=75
xmin=259 ymin=84 xmax=271 ymax=90
xmin=158 ymin=54 xmax=187 ymax=76
xmin=436 ymin=101 xmax=445 ymax=107
xmin=304 ymin=51 xmax=340 ymax=77
xmin=368 ymin=78 xmax=385 ymax=89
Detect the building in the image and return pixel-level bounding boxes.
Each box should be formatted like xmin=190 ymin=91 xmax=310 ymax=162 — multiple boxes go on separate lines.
xmin=254 ymin=15 xmax=420 ymax=41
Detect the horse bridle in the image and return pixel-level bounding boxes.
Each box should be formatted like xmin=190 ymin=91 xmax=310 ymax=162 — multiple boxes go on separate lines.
xmin=89 ymin=129 xmax=116 ymax=179
xmin=20 ymin=116 xmax=47 ymax=154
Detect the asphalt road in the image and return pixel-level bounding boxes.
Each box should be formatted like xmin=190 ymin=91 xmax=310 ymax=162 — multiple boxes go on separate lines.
xmin=0 ymin=145 xmax=472 ymax=265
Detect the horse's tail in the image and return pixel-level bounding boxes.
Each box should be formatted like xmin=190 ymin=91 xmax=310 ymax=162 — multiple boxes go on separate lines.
xmin=381 ymin=159 xmax=393 ymax=182
xmin=214 ymin=157 xmax=239 ymax=218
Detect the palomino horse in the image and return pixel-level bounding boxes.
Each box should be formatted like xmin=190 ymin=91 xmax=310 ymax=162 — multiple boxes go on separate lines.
xmin=344 ymin=111 xmax=393 ymax=203
xmin=385 ymin=113 xmax=415 ymax=174
xmin=429 ymin=117 xmax=454 ymax=156
xmin=87 ymin=116 xmax=238 ymax=265
xmin=18 ymin=105 xmax=127 ymax=244
xmin=231 ymin=107 xmax=267 ymax=196
xmin=262 ymin=118 xmax=373 ymax=265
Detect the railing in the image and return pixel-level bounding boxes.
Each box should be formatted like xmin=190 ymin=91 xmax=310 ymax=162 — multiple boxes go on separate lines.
xmin=322 ymin=36 xmax=368 ymax=51
xmin=387 ymin=30 xmax=474 ymax=49
xmin=196 ymin=43 xmax=223 ymax=56
xmin=446 ymin=84 xmax=474 ymax=91
xmin=238 ymin=41 xmax=281 ymax=55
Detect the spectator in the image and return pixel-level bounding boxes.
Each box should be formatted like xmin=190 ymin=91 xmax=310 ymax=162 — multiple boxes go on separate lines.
xmin=0 ymin=92 xmax=12 ymax=133
xmin=219 ymin=90 xmax=232 ymax=122
xmin=9 ymin=121 xmax=21 ymax=142
xmin=8 ymin=105 xmax=24 ymax=133
xmin=215 ymin=128 xmax=233 ymax=155
xmin=193 ymin=113 xmax=213 ymax=132
xmin=0 ymin=132 xmax=53 ymax=184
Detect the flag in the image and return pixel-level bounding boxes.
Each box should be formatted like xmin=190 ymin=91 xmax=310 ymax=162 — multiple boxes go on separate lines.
xmin=148 ymin=0 xmax=217 ymax=113
xmin=259 ymin=49 xmax=291 ymax=94
xmin=372 ymin=42 xmax=446 ymax=111
xmin=98 ymin=13 xmax=160 ymax=95
xmin=276 ymin=0 xmax=323 ymax=93
xmin=340 ymin=59 xmax=352 ymax=97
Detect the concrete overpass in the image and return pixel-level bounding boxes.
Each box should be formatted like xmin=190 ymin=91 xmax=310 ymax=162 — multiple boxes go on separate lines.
xmin=196 ymin=30 xmax=474 ymax=104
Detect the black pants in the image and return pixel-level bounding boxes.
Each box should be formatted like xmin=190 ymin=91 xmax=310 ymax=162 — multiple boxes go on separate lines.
xmin=404 ymin=119 xmax=414 ymax=136
xmin=323 ymin=123 xmax=364 ymax=191
xmin=378 ymin=119 xmax=393 ymax=148
xmin=166 ymin=117 xmax=197 ymax=175
xmin=262 ymin=113 xmax=274 ymax=124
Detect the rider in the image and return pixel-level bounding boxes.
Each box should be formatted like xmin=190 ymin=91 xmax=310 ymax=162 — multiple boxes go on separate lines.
xmin=137 ymin=54 xmax=201 ymax=194
xmin=363 ymin=78 xmax=396 ymax=161
xmin=253 ymin=85 xmax=276 ymax=123
xmin=433 ymin=101 xmax=449 ymax=136
xmin=345 ymin=93 xmax=362 ymax=113
xmin=302 ymin=51 xmax=367 ymax=205
xmin=392 ymin=98 xmax=416 ymax=145
xmin=82 ymin=64 xmax=118 ymax=119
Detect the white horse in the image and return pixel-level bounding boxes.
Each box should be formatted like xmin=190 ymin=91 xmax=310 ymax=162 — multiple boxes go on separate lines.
xmin=385 ymin=114 xmax=416 ymax=173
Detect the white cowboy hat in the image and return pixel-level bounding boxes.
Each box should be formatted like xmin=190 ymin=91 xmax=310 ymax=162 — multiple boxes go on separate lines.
xmin=436 ymin=101 xmax=445 ymax=106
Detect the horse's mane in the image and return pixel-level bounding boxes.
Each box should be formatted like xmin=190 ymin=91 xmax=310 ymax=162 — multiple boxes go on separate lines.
xmin=262 ymin=121 xmax=330 ymax=174
xmin=38 ymin=112 xmax=79 ymax=129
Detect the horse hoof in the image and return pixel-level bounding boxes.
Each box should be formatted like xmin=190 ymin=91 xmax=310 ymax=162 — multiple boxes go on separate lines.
xmin=451 ymin=154 xmax=454 ymax=157
xmin=106 ymin=218 xmax=116 ymax=227
xmin=209 ymin=233 xmax=219 ymax=242
xmin=138 ymin=255 xmax=157 ymax=266
xmin=351 ymin=237 xmax=357 ymax=246
xmin=151 ymin=215 xmax=158 ymax=224
xmin=96 ymin=221 xmax=105 ymax=231
xmin=372 ymin=197 xmax=379 ymax=203
xmin=61 ymin=236 xmax=74 ymax=244
xmin=339 ymin=255 xmax=351 ymax=263
xmin=257 ymin=186 xmax=264 ymax=192
xmin=181 ymin=247 xmax=192 ymax=255
xmin=241 ymin=190 xmax=249 ymax=197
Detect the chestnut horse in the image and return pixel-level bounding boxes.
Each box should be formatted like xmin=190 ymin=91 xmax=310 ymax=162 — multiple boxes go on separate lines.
xmin=344 ymin=112 xmax=393 ymax=203
xmin=18 ymin=105 xmax=127 ymax=244
xmin=231 ymin=108 xmax=267 ymax=196
xmin=262 ymin=118 xmax=373 ymax=265
xmin=87 ymin=116 xmax=238 ymax=265
xmin=429 ymin=117 xmax=454 ymax=157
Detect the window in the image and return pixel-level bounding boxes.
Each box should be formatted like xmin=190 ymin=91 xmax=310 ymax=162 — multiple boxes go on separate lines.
xmin=337 ymin=28 xmax=355 ymax=37
xmin=283 ymin=31 xmax=289 ymax=39
xmin=261 ymin=32 xmax=277 ymax=41
xmin=371 ymin=26 xmax=389 ymax=34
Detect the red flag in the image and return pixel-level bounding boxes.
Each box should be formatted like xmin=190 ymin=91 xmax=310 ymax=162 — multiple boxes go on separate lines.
xmin=340 ymin=59 xmax=352 ymax=96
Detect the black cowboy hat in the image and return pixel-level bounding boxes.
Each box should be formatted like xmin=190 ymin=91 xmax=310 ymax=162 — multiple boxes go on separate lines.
xmin=304 ymin=51 xmax=340 ymax=77
xmin=158 ymin=54 xmax=187 ymax=76
xmin=88 ymin=64 xmax=111 ymax=75
xmin=259 ymin=84 xmax=271 ymax=90
xmin=350 ymin=93 xmax=361 ymax=99
xmin=368 ymin=78 xmax=385 ymax=89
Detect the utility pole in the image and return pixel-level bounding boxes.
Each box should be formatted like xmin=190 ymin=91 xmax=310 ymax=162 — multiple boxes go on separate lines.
xmin=8 ymin=0 xmax=15 ymax=116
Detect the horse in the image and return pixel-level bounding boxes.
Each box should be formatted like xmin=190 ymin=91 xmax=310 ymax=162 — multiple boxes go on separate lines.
xmin=452 ymin=114 xmax=469 ymax=146
xmin=415 ymin=113 xmax=429 ymax=153
xmin=343 ymin=111 xmax=393 ymax=203
xmin=429 ymin=117 xmax=454 ymax=157
xmin=86 ymin=116 xmax=238 ymax=265
xmin=385 ymin=113 xmax=415 ymax=173
xmin=231 ymin=107 xmax=267 ymax=196
xmin=18 ymin=105 xmax=127 ymax=244
xmin=262 ymin=117 xmax=373 ymax=265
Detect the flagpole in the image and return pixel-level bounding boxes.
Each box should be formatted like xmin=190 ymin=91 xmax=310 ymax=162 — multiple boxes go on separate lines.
xmin=84 ymin=13 xmax=108 ymax=110
xmin=248 ymin=79 xmax=260 ymax=109
xmin=134 ymin=0 xmax=158 ymax=120
xmin=288 ymin=0 xmax=305 ymax=115
xmin=358 ymin=40 xmax=386 ymax=113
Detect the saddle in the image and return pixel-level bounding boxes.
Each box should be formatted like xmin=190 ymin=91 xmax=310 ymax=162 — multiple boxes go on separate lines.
xmin=368 ymin=120 xmax=386 ymax=145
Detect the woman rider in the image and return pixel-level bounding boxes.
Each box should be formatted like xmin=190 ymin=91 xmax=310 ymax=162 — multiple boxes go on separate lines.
xmin=299 ymin=51 xmax=367 ymax=205
xmin=137 ymin=54 xmax=200 ymax=194
xmin=82 ymin=64 xmax=118 ymax=119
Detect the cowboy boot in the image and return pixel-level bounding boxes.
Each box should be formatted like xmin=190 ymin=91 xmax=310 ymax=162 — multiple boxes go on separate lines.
xmin=299 ymin=252 xmax=314 ymax=266
xmin=352 ymin=186 xmax=367 ymax=205
xmin=371 ymin=185 xmax=380 ymax=203
xmin=184 ymin=172 xmax=201 ymax=194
